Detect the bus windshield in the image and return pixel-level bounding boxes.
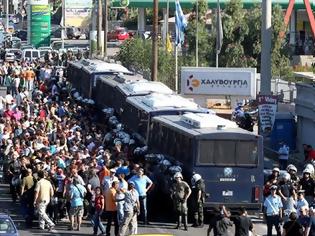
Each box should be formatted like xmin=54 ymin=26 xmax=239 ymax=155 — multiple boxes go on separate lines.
xmin=198 ymin=140 xmax=258 ymax=166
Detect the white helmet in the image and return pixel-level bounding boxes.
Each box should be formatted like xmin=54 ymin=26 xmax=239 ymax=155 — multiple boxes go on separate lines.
xmin=287 ymin=164 xmax=297 ymax=173
xmin=305 ymin=164 xmax=315 ymax=175
xmin=174 ymin=172 xmax=183 ymax=179
xmin=272 ymin=167 xmax=280 ymax=173
xmin=303 ymin=168 xmax=312 ymax=174
xmin=191 ymin=173 xmax=202 ymax=185
xmin=282 ymin=172 xmax=291 ymax=182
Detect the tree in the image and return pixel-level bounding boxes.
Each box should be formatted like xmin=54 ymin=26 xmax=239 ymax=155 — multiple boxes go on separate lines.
xmin=185 ymin=0 xmax=213 ymax=66
xmin=271 ymin=4 xmax=292 ymax=77
xmin=116 ymin=37 xmax=177 ymax=89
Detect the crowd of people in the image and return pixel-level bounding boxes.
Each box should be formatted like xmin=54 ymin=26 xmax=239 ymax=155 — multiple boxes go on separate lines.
xmin=263 ymin=164 xmax=315 ymax=236
xmin=0 ymin=58 xmax=220 ymax=236
xmin=7 ymin=56 xmax=315 ymax=236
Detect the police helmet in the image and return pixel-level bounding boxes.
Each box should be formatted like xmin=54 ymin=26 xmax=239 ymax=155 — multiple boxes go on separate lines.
xmin=303 ymin=168 xmax=312 ymax=174
xmin=287 ymin=164 xmax=297 ymax=173
xmin=191 ymin=173 xmax=202 ymax=185
xmin=272 ymin=167 xmax=280 ymax=173
xmin=174 ymin=172 xmax=183 ymax=179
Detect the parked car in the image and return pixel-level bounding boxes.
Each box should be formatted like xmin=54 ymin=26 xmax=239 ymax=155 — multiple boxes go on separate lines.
xmin=51 ymin=27 xmax=61 ymax=38
xmin=6 ymin=48 xmax=22 ymax=61
xmin=66 ymin=27 xmax=82 ymax=39
xmin=107 ymin=27 xmax=130 ymax=41
xmin=14 ymin=30 xmax=27 ymax=41
xmin=0 ymin=213 xmax=19 ymax=235
xmin=9 ymin=14 xmax=19 ymax=24
xmin=22 ymin=49 xmax=40 ymax=61
xmin=5 ymin=52 xmax=15 ymax=62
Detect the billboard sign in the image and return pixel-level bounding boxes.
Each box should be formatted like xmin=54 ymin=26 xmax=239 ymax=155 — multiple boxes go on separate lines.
xmin=181 ymin=67 xmax=256 ymax=97
xmin=29 ymin=0 xmax=48 ymax=5
xmin=64 ymin=0 xmax=93 ymax=29
xmin=257 ymin=95 xmax=278 ymax=134
xmin=30 ymin=5 xmax=50 ymax=47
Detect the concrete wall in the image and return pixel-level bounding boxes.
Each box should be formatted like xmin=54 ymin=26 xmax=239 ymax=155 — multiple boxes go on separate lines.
xmin=295 ymin=83 xmax=315 ymax=152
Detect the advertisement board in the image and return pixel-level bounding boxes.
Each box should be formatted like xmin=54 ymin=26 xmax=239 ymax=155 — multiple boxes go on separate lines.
xmin=257 ymin=95 xmax=278 ymax=134
xmin=29 ymin=0 xmax=48 ymax=4
xmin=181 ymin=67 xmax=256 ymax=97
xmin=30 ymin=5 xmax=50 ymax=47
xmin=64 ymin=0 xmax=93 ymax=28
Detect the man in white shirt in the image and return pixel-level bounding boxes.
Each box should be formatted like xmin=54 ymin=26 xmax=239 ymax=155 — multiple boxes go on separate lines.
xmin=33 ymin=170 xmax=56 ymax=232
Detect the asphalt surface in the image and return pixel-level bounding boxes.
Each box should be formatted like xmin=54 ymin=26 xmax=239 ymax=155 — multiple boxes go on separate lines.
xmin=0 ymin=181 xmax=275 ymax=236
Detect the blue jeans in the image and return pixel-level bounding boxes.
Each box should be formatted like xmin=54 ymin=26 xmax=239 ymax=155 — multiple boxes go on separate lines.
xmin=91 ymin=211 xmax=105 ymax=234
xmin=139 ymin=196 xmax=147 ymax=223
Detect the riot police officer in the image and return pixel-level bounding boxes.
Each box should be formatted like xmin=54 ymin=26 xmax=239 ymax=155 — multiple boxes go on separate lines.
xmin=171 ymin=172 xmax=191 ymax=231
xmin=191 ymin=173 xmax=205 ymax=227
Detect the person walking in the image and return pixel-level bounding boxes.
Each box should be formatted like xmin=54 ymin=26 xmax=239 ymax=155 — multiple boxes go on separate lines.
xmin=33 ymin=170 xmax=55 ymax=232
xmin=171 ymin=172 xmax=191 ymax=231
xmin=119 ymin=181 xmax=139 ymax=236
xmin=191 ymin=173 xmax=205 ymax=228
xmin=20 ymin=168 xmax=35 ymax=228
xmin=91 ymin=186 xmax=106 ymax=235
xmin=105 ymin=181 xmax=119 ymax=236
xmin=68 ymin=177 xmax=86 ymax=231
xmin=263 ymin=185 xmax=283 ymax=236
xmin=128 ymin=168 xmax=153 ymax=225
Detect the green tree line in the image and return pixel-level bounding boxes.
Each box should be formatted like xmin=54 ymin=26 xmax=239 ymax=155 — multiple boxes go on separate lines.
xmin=116 ymin=0 xmax=291 ymax=89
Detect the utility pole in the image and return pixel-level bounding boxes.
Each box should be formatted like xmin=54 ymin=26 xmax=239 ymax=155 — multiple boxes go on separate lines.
xmin=195 ymin=0 xmax=199 ymax=67
xmin=164 ymin=0 xmax=169 ymax=51
xmin=61 ymin=0 xmax=65 ymax=49
xmin=97 ymin=0 xmax=103 ymax=56
xmin=151 ymin=0 xmax=158 ymax=81
xmin=5 ymin=0 xmax=9 ymax=31
xmin=260 ymin=0 xmax=272 ymax=95
xmin=103 ymin=0 xmax=108 ymax=57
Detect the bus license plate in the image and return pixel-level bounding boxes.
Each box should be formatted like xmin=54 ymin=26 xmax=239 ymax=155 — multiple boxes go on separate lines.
xmin=222 ymin=191 xmax=233 ymax=196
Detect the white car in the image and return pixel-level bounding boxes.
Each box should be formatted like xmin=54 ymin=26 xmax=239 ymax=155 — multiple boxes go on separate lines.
xmin=5 ymin=52 xmax=15 ymax=62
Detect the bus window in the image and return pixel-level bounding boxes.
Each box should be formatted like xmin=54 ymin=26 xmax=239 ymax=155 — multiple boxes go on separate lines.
xmin=199 ymin=140 xmax=215 ymax=164
xmin=236 ymin=141 xmax=258 ymax=165
xmin=197 ymin=140 xmax=258 ymax=166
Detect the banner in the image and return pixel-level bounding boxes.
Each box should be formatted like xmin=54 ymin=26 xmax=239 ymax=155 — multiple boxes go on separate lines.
xmin=64 ymin=0 xmax=93 ymax=29
xmin=257 ymin=95 xmax=278 ymax=133
xmin=181 ymin=67 xmax=256 ymax=97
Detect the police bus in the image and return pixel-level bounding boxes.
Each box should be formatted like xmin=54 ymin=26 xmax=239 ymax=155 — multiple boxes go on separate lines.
xmin=148 ymin=113 xmax=264 ymax=210
xmin=67 ymin=59 xmax=133 ymax=99
xmin=123 ymin=93 xmax=211 ymax=142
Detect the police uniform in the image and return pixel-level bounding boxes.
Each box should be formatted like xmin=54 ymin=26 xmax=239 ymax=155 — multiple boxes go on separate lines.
xmin=171 ymin=179 xmax=191 ymax=230
xmin=264 ymin=186 xmax=283 ymax=236
xmin=191 ymin=178 xmax=205 ymax=227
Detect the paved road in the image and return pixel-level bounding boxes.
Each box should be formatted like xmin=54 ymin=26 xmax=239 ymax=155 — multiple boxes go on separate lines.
xmin=0 ymin=183 xmax=278 ymax=236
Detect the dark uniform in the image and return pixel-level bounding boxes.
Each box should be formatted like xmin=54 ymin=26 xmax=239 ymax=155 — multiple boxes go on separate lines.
xmin=191 ymin=178 xmax=205 ymax=227
xmin=171 ymin=178 xmax=191 ymax=230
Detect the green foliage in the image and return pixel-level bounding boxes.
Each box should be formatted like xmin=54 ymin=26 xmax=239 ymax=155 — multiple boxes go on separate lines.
xmin=115 ymin=0 xmax=293 ymax=88
xmin=185 ymin=0 xmax=214 ymax=66
xmin=271 ymin=5 xmax=292 ymax=77
xmin=116 ymin=37 xmax=177 ymax=89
